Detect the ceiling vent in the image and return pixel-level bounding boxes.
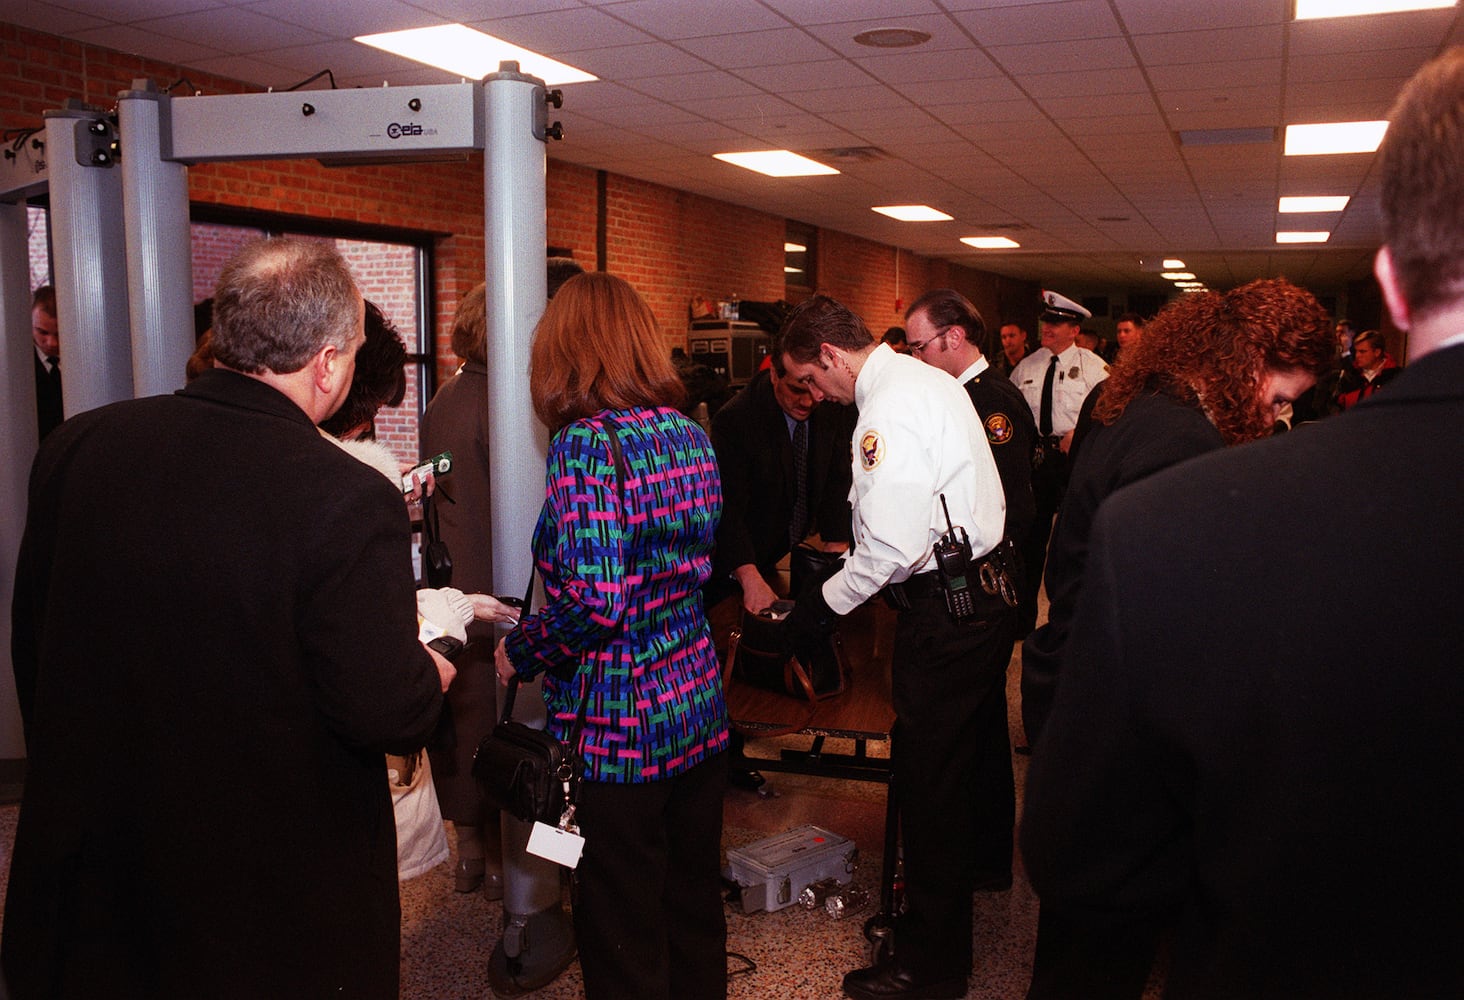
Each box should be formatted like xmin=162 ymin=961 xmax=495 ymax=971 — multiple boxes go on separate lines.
xmin=1178 ymin=127 xmax=1277 ymax=146
xmin=810 ymin=146 xmax=890 ymax=164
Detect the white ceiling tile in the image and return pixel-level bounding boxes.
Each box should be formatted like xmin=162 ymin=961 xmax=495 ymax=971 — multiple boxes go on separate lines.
xmin=853 ymin=47 xmax=1004 ymax=84
xmin=243 ymin=0 xmax=435 ymax=34
xmin=1146 ymin=58 xmax=1282 ymax=92
xmin=67 ymin=23 xmax=227 ymax=64
xmin=489 ymin=7 xmax=659 ymax=52
xmin=950 ymin=0 xmax=1123 ymax=46
xmin=800 ymin=13 xmax=982 ymax=58
xmin=1038 ymin=91 xmax=1158 ymax=119
xmin=987 ymin=35 xmax=1138 ymax=72
xmin=135 ymin=8 xmax=329 ymax=50
xmin=1112 ymin=0 xmax=1286 ymax=35
xmin=1288 ymin=8 xmax=1459 ymax=57
xmin=733 ymin=57 xmax=876 ymax=92
xmin=562 ymin=42 xmax=712 ymax=79
xmin=1015 ymin=66 xmax=1149 ymax=99
xmin=675 ymin=28 xmax=837 ymax=68
xmin=605 ymin=0 xmax=790 ymax=39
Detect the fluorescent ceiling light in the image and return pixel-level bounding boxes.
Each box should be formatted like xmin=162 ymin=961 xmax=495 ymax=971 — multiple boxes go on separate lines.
xmin=1295 ymin=0 xmax=1455 ymax=20
xmin=784 ymin=242 xmax=807 ymax=253
xmin=1284 ymin=121 xmax=1388 ymax=155
xmin=1174 ymin=281 xmax=1206 ymax=288
xmin=785 ymin=266 xmax=804 ymax=273
xmin=1280 ymin=195 xmax=1350 ymax=213
xmin=873 ymin=205 xmax=953 ymax=222
xmin=714 ymin=150 xmax=838 ymax=177
xmin=961 ymin=236 xmax=1021 ymax=249
xmin=355 ymin=25 xmax=596 ymax=85
xmin=1161 ymin=271 xmax=1196 ymax=280
xmin=1277 ymin=231 xmax=1331 ymax=243
xmin=1163 ymin=258 xmax=1186 ymax=268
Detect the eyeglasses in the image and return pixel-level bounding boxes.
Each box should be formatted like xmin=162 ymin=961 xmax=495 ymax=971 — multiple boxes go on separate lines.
xmin=907 ymin=329 xmax=947 ymax=355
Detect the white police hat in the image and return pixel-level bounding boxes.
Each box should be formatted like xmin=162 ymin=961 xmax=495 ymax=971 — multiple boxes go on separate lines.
xmin=1039 ymin=290 xmax=1091 ymax=324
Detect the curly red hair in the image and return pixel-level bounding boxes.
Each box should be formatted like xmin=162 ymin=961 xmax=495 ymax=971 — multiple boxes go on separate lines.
xmin=1093 ymin=278 xmax=1335 ymax=444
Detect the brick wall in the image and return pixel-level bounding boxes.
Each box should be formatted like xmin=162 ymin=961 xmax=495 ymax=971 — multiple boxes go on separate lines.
xmin=4 ymin=20 xmax=1035 ymax=421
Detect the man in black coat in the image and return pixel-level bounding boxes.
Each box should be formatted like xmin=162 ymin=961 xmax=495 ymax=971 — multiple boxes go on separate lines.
xmin=708 ymin=359 xmax=855 ymax=614
xmin=1020 ymin=48 xmax=1464 ymax=999
xmin=5 ymin=239 xmax=452 ymax=1000
xmin=29 ymin=285 xmax=63 ymax=440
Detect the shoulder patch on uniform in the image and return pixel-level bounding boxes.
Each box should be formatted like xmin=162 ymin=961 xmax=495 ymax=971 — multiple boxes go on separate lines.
xmin=985 ymin=412 xmax=1013 ymax=445
xmin=859 ymin=430 xmax=884 ymax=471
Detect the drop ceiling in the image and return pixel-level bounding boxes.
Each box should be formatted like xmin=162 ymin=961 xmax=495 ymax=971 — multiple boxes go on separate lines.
xmin=7 ymin=0 xmax=1462 ymax=295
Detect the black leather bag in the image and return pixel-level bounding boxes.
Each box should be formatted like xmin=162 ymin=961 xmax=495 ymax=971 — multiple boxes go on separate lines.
xmin=729 ymin=600 xmax=847 ymax=701
xmin=472 ymin=676 xmax=587 ymax=825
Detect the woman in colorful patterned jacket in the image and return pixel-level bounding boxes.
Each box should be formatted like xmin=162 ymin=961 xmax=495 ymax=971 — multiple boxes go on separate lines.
xmin=494 ymin=271 xmax=729 ymax=1000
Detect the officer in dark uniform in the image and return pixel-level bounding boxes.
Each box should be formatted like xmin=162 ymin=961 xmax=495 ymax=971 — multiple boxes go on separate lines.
xmin=778 ymin=295 xmax=1012 ymax=1000
xmin=905 ymin=288 xmax=1034 ymax=891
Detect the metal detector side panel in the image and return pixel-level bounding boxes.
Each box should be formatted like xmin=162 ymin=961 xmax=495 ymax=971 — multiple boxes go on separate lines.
xmin=165 ymin=83 xmax=482 ymax=162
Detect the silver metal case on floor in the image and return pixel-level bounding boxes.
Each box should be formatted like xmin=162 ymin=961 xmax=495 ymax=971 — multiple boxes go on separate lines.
xmin=724 ymin=825 xmax=857 ymax=913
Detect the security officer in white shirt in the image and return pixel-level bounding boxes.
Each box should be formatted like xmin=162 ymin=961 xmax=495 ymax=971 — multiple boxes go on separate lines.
xmin=778 ymin=295 xmax=1013 ymax=1000
xmin=1008 ymin=290 xmax=1108 ymax=635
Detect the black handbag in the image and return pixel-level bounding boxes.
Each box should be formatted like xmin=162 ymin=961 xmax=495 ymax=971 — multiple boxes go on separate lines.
xmin=729 ymin=600 xmax=847 ymax=701
xmin=472 ymin=673 xmax=591 ymax=825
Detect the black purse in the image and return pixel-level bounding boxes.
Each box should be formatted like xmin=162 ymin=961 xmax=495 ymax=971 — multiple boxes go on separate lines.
xmin=472 ymin=671 xmax=591 ymax=825
xmin=729 ymin=600 xmax=848 ymax=701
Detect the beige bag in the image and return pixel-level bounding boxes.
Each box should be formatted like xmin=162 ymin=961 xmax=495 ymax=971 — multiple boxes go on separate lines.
xmin=387 ymin=749 xmax=450 ymax=881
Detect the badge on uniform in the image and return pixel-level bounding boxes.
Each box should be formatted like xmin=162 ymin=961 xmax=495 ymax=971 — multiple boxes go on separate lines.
xmin=859 ymin=430 xmax=884 ymax=471
xmin=985 ymin=413 xmax=1012 ymax=445
xmin=1068 ymin=365 xmax=1081 ymax=380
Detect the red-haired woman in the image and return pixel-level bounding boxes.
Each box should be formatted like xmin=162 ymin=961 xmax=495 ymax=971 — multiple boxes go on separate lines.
xmin=494 ymin=272 xmax=728 ymax=1000
xmin=1021 ymin=277 xmax=1335 ymax=747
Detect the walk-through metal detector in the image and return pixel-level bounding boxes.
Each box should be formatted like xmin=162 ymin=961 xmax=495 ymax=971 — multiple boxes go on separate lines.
xmin=1 ymin=63 xmax=568 ymax=980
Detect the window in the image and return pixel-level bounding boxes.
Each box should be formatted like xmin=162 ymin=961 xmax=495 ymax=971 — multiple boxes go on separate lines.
xmin=785 ymin=220 xmax=816 ymax=301
xmin=191 ymin=217 xmax=433 ymax=465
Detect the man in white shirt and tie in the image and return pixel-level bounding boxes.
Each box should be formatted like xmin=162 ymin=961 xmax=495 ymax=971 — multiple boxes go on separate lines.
xmin=1008 ymin=290 xmax=1108 ymax=638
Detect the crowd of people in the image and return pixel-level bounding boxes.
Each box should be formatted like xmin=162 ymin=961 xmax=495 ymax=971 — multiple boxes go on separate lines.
xmin=8 ymin=45 xmax=1462 ymax=1000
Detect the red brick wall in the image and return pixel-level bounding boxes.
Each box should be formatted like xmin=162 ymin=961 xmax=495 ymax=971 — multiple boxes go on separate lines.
xmin=4 ymin=20 xmax=1033 ymax=414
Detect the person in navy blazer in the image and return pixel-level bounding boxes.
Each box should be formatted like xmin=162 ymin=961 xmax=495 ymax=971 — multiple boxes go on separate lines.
xmin=708 ymin=360 xmax=855 ymax=613
xmin=1021 ymin=48 xmax=1464 ymax=1000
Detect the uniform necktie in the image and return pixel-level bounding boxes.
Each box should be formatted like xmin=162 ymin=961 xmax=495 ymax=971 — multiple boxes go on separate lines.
xmin=1039 ymin=354 xmax=1057 ymax=436
xmin=790 ymin=419 xmax=809 ymax=545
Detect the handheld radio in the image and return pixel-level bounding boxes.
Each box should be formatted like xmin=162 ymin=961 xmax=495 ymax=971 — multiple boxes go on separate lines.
xmin=934 ymin=494 xmax=977 ymax=621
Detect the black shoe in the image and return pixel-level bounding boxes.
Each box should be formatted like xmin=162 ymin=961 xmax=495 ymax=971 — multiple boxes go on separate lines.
xmin=842 ymin=962 xmax=967 ymax=1000
xmin=728 ymin=767 xmax=766 ymax=792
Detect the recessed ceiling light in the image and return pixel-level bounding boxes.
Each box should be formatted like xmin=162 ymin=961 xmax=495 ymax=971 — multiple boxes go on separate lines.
xmin=784 ymin=242 xmax=807 ymax=253
xmin=873 ymin=205 xmax=953 ymax=222
xmin=1277 ymin=231 xmax=1331 ymax=243
xmin=1279 ymin=195 xmax=1350 ymax=213
xmin=355 ymin=25 xmax=596 ymax=85
xmin=853 ymin=27 xmax=932 ymax=48
xmin=961 ymin=236 xmax=1021 ymax=249
xmin=713 ymin=151 xmax=839 ymax=177
xmin=1284 ymin=121 xmax=1388 ymax=155
xmin=1295 ymin=0 xmax=1455 ymax=20
xmin=1163 ymin=258 xmax=1186 ymax=269
xmin=1161 ymin=271 xmax=1196 ymax=280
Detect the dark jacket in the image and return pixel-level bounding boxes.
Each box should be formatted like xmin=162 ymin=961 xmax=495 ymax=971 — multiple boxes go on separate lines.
xmin=709 ymin=369 xmax=855 ymax=581
xmin=419 ymin=360 xmax=499 ymax=822
xmin=1021 ymin=345 xmax=1464 ymax=999
xmin=5 ymin=368 xmax=443 ymax=999
xmin=961 ymin=362 xmax=1036 ymax=544
xmin=1021 ymin=392 xmax=1223 ymax=745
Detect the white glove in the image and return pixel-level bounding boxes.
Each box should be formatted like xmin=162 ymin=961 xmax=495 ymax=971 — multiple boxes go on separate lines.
xmin=416 ymin=588 xmax=472 ymax=644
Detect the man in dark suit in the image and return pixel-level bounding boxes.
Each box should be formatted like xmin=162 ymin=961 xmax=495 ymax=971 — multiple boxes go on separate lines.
xmin=906 ymin=287 xmax=1034 ymax=893
xmin=708 ymin=355 xmax=855 ymax=614
xmin=5 ymin=239 xmax=453 ymax=999
xmin=1020 ymin=48 xmax=1464 ymax=999
xmin=30 ymin=285 xmax=63 ymax=439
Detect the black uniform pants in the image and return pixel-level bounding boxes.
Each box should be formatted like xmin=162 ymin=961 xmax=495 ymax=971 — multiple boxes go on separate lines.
xmin=572 ymin=751 xmax=729 ymax=1000
xmin=889 ymin=586 xmax=1016 ymax=980
xmin=1018 ymin=445 xmax=1068 ymax=634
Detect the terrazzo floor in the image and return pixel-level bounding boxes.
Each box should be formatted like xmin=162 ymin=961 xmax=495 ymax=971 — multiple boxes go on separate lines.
xmin=0 ymin=637 xmax=1164 ymax=998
